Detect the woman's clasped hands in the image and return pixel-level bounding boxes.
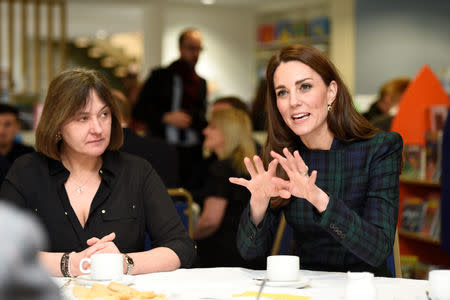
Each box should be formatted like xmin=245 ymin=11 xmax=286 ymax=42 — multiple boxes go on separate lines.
xmin=70 ymin=232 xmax=123 ymax=277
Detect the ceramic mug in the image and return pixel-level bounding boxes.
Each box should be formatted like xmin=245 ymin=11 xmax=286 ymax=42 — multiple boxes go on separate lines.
xmin=429 ymin=269 xmax=450 ymax=300
xmin=266 ymin=255 xmax=299 ymax=281
xmin=79 ymin=253 xmax=123 ymax=280
xmin=345 ymin=272 xmax=376 ymax=300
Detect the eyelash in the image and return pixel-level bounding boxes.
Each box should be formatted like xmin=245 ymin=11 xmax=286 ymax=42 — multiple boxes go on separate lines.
xmin=276 ymin=84 xmax=312 ymax=97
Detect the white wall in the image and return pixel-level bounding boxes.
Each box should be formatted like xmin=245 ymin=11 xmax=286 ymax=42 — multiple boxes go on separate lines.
xmin=157 ymin=4 xmax=256 ymax=104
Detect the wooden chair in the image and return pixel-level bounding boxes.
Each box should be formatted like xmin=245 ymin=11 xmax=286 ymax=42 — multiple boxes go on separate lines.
xmin=271 ymin=213 xmax=294 ymax=255
xmin=167 ymin=188 xmax=194 ymax=238
xmin=393 ymin=228 xmax=402 ymax=278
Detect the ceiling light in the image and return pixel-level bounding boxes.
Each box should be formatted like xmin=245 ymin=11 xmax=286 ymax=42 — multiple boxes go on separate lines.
xmin=201 ymin=0 xmax=215 ymax=5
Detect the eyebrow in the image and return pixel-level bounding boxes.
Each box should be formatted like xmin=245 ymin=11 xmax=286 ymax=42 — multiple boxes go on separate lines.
xmin=274 ymin=78 xmax=312 ymax=90
xmin=77 ymin=104 xmax=109 ymax=115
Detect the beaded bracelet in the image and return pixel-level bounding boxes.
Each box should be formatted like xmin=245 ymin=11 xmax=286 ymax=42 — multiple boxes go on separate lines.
xmin=60 ymin=252 xmax=73 ymax=277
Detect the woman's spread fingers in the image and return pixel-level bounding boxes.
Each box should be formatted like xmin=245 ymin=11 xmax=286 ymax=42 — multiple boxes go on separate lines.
xmin=229 ymin=177 xmax=249 ymax=187
xmin=267 ymin=158 xmax=279 ymax=175
xmin=283 ymin=148 xmax=298 ymax=171
xmin=253 ymin=155 xmax=266 ymax=174
xmin=308 ymin=170 xmax=318 ymax=185
xmin=293 ymin=150 xmax=308 ymax=174
xmin=244 ymin=157 xmax=257 ymax=177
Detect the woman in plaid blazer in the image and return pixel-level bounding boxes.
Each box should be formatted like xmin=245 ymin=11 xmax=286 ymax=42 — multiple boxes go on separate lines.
xmin=230 ymin=44 xmax=403 ymax=277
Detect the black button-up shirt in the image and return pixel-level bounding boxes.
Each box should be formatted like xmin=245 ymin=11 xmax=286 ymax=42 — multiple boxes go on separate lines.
xmin=0 ymin=151 xmax=195 ymax=268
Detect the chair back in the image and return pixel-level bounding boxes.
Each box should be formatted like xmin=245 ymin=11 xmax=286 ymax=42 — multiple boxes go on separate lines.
xmin=145 ymin=187 xmax=194 ymax=250
xmin=271 ymin=213 xmax=294 ymax=255
xmin=393 ymin=228 xmax=402 ymax=277
xmin=167 ymin=188 xmax=194 ymax=238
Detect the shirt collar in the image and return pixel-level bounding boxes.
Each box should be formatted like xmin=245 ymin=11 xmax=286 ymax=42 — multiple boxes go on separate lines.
xmin=47 ymin=151 xmax=119 ymax=183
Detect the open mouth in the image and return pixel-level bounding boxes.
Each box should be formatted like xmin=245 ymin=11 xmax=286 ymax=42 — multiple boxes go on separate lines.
xmin=292 ymin=113 xmax=310 ymax=121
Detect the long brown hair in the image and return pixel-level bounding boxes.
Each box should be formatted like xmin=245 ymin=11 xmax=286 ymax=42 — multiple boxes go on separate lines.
xmin=35 ymin=68 xmax=123 ymax=160
xmin=264 ymin=44 xmax=378 ymax=208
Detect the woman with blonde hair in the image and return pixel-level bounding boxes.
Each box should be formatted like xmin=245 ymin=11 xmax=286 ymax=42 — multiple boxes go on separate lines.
xmin=193 ymin=107 xmax=263 ymax=268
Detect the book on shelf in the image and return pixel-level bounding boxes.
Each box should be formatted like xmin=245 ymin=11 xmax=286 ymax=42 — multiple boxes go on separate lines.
xmin=420 ymin=194 xmax=440 ymax=236
xmin=429 ymin=104 xmax=448 ymax=132
xmin=274 ymin=19 xmax=295 ymax=42
xmin=424 ymin=130 xmax=443 ymax=182
xmin=257 ymin=24 xmax=275 ymax=44
xmin=401 ymin=197 xmax=427 ymax=232
xmin=402 ymin=144 xmax=426 ymax=180
xmin=429 ymin=202 xmax=441 ymax=240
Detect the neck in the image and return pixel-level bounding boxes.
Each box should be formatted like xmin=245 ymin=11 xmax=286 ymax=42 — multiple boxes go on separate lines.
xmin=0 ymin=142 xmax=13 ymax=156
xmin=300 ymin=128 xmax=334 ymax=150
xmin=60 ymin=150 xmax=102 ymax=175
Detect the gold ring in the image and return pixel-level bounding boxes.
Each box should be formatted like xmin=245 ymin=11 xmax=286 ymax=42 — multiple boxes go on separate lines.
xmin=301 ymin=171 xmax=308 ymax=176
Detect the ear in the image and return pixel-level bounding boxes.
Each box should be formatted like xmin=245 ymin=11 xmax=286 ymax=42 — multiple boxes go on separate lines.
xmin=327 ymin=80 xmax=338 ymax=106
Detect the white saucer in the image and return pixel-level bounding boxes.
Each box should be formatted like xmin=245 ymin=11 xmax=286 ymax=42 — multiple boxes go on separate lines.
xmin=75 ymin=275 xmax=134 ymax=286
xmin=253 ymin=277 xmax=310 ymax=288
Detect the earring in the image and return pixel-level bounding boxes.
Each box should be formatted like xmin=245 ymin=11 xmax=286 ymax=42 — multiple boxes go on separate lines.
xmin=328 ymin=104 xmax=332 ymax=111
xmin=56 ymin=133 xmax=62 ymax=142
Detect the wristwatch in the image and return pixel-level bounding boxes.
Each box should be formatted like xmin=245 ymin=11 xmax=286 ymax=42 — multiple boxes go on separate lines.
xmin=124 ymin=254 xmax=134 ymax=275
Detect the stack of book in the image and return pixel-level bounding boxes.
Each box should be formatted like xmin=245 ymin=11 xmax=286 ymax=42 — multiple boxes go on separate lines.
xmin=401 ymin=104 xmax=447 ymax=182
xmin=401 ymin=194 xmax=441 ymax=239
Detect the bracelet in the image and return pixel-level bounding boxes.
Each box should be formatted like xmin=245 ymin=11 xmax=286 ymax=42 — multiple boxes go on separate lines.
xmin=60 ymin=252 xmax=75 ymax=277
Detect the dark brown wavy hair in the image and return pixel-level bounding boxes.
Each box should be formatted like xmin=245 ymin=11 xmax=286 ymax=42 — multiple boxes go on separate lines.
xmin=264 ymin=44 xmax=378 ymax=208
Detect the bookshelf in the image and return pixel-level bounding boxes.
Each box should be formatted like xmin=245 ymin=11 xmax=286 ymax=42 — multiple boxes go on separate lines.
xmin=399 ymin=229 xmax=440 ymax=246
xmin=391 ymin=65 xmax=450 ymax=271
xmin=400 ymin=178 xmax=440 ymax=188
xmin=255 ymin=3 xmax=330 ymax=79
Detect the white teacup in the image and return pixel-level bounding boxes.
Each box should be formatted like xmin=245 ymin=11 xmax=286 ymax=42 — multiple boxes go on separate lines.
xmin=345 ymin=272 xmax=376 ymax=300
xmin=266 ymin=255 xmax=299 ymax=282
xmin=429 ymin=269 xmax=450 ymax=300
xmin=79 ymin=253 xmax=123 ymax=281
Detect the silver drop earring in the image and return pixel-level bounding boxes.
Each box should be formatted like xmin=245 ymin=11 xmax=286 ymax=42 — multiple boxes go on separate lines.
xmin=328 ymin=104 xmax=332 ymax=111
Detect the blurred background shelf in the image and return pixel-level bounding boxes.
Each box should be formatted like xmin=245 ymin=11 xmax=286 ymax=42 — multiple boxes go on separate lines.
xmin=399 ymin=229 xmax=440 ymax=246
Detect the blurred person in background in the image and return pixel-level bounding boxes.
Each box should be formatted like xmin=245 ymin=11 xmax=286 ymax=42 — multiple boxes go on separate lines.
xmin=0 ymin=201 xmax=60 ymax=299
xmin=0 ymin=68 xmax=195 ymax=278
xmin=193 ymin=107 xmax=264 ymax=269
xmin=0 ymin=104 xmax=34 ymax=177
xmin=363 ymin=77 xmax=410 ymax=131
xmin=230 ymin=45 xmax=403 ymax=277
xmin=132 ymin=28 xmax=207 ymax=188
xmin=113 ymin=89 xmax=179 ymax=188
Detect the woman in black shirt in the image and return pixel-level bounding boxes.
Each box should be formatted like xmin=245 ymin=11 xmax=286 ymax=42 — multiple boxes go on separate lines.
xmin=0 ymin=68 xmax=195 ymax=277
xmin=193 ymin=107 xmax=263 ymax=268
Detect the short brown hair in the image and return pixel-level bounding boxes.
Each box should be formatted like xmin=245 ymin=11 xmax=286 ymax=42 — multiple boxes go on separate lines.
xmin=35 ymin=68 xmax=123 ymax=160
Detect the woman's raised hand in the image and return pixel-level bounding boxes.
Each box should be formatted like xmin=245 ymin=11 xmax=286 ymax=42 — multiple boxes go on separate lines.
xmin=229 ymin=155 xmax=279 ymax=224
xmin=270 ymin=148 xmax=329 ymax=212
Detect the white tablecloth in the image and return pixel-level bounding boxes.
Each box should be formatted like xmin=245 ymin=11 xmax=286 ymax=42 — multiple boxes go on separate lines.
xmin=54 ymin=267 xmax=429 ymax=300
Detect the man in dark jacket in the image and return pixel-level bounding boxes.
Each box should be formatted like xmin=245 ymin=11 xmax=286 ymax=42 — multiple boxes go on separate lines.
xmin=0 ymin=104 xmax=34 ymax=182
xmin=133 ymin=28 xmax=207 ymax=187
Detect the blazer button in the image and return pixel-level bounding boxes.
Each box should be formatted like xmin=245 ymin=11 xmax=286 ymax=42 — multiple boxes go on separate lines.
xmin=101 ymin=209 xmax=106 ymax=214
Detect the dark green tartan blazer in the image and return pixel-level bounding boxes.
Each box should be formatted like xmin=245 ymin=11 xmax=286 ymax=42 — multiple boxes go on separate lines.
xmin=237 ymin=132 xmax=403 ymax=276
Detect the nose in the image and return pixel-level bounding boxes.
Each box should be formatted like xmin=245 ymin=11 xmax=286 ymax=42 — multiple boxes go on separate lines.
xmin=89 ymin=117 xmax=103 ymax=134
xmin=289 ymin=90 xmax=302 ymax=107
